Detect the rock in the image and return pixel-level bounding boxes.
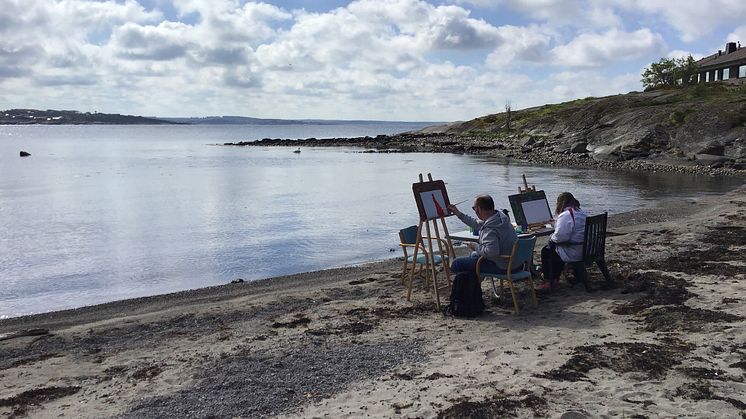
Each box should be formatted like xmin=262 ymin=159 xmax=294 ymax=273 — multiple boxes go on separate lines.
xmin=694 ymin=154 xmax=730 ymax=166
xmin=519 ymin=137 xmax=536 ymax=147
xmin=695 ymin=141 xmax=725 ymax=156
xmin=553 ymin=145 xmax=568 ymax=153
xmin=570 ymin=141 xmax=588 ymax=153
xmin=592 ymin=145 xmax=623 ymax=162
xmin=19 ymin=151 xmax=31 ymax=157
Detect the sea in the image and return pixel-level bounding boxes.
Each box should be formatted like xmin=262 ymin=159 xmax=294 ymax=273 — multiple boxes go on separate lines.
xmin=0 ymin=124 xmax=742 ymax=318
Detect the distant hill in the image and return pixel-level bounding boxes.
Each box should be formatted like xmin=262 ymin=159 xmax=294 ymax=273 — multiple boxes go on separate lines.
xmin=0 ymin=109 xmax=437 ymax=126
xmin=0 ymin=109 xmax=177 ymax=125
xmin=160 ymin=116 xmax=437 ymax=125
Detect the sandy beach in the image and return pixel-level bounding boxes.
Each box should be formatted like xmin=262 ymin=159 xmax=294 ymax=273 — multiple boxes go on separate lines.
xmin=1 ymin=184 xmax=745 ymax=418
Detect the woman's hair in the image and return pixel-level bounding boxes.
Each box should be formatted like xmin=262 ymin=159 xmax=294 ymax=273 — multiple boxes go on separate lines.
xmin=555 ymin=192 xmax=580 ymax=214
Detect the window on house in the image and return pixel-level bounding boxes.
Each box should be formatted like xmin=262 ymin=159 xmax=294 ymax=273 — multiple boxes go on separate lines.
xmin=714 ymin=71 xmax=719 ymax=81
xmin=706 ymin=72 xmax=710 ymax=82
xmin=740 ymin=65 xmax=746 ymax=78
xmin=723 ymin=68 xmax=730 ymax=80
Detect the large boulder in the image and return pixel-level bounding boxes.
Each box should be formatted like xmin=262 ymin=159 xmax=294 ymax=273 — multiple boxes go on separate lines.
xmin=695 ymin=141 xmax=725 ymax=156
xmin=694 ymin=153 xmax=730 ymax=166
xmin=19 ymin=151 xmax=31 ymax=157
xmin=570 ymin=141 xmax=588 ymax=153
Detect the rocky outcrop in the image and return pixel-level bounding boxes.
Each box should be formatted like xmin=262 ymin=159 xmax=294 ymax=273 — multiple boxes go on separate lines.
xmin=19 ymin=151 xmax=31 ymax=157
xmin=225 ymin=83 xmax=746 ymax=177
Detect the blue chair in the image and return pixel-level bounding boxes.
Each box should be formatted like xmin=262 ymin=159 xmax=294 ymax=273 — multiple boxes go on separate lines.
xmin=476 ymin=235 xmax=538 ymax=315
xmin=398 ymin=225 xmax=448 ymax=287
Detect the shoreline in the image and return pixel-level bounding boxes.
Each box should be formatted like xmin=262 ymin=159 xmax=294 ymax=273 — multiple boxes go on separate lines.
xmin=225 ymin=134 xmax=746 ymax=178
xmin=2 ymin=185 xmax=744 ymax=417
xmin=0 ymin=189 xmax=718 ymax=330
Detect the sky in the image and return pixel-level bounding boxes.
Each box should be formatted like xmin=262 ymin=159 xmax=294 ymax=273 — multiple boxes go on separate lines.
xmin=1 ymin=0 xmax=745 ymax=121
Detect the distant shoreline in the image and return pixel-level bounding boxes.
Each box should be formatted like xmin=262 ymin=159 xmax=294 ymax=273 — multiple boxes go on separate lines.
xmin=1 ymin=108 xmax=439 ymax=126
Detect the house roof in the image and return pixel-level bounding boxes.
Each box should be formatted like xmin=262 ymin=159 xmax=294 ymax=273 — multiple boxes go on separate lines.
xmin=695 ymin=47 xmax=746 ymax=70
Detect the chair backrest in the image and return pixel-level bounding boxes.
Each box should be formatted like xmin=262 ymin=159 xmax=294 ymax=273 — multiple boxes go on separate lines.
xmin=399 ymin=225 xmax=419 ymax=245
xmin=510 ymin=235 xmax=537 ymax=269
xmin=582 ymin=212 xmax=607 ymax=264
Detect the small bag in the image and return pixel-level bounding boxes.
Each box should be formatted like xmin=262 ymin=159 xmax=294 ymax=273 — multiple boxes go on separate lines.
xmin=443 ymin=271 xmax=484 ymax=318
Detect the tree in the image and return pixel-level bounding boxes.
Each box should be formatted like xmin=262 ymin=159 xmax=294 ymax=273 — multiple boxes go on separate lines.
xmin=641 ymin=55 xmax=698 ymax=90
xmin=505 ymin=100 xmax=512 ymax=130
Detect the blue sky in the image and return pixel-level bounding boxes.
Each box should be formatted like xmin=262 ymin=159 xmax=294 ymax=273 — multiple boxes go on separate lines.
xmin=1 ymin=0 xmax=745 ymax=121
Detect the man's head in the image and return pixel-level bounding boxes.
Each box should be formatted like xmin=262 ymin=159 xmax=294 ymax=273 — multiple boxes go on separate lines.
xmin=472 ymin=194 xmax=496 ymax=220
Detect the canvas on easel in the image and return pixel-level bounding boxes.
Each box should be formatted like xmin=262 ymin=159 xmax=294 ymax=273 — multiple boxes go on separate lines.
xmin=412 ymin=180 xmax=451 ymax=221
xmin=407 ymin=175 xmax=455 ymax=310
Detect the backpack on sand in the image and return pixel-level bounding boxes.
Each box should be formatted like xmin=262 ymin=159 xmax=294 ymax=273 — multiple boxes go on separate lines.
xmin=444 ymin=271 xmax=484 ymax=318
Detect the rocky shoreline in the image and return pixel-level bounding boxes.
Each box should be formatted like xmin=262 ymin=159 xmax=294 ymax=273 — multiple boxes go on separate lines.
xmin=225 ymin=133 xmax=746 ymax=177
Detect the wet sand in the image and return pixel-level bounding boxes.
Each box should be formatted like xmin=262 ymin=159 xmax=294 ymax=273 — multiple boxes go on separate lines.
xmin=1 ymin=186 xmax=745 ymax=418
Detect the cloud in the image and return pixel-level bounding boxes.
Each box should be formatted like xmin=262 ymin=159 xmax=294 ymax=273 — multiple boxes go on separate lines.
xmin=619 ymin=0 xmax=746 ymax=42
xmin=486 ymin=24 xmax=554 ymax=68
xmin=111 ymin=21 xmax=190 ymax=61
xmin=502 ymin=0 xmax=623 ymax=29
xmin=551 ymin=28 xmax=666 ymax=67
xmin=667 ymin=50 xmax=704 ymax=60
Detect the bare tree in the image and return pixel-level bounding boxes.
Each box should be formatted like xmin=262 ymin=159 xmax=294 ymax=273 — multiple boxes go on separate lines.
xmin=505 ymin=100 xmax=512 ymax=131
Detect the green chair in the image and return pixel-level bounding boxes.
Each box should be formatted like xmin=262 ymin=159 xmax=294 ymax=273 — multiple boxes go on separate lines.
xmin=398 ymin=225 xmax=448 ymax=287
xmin=476 ymin=235 xmax=538 ymax=315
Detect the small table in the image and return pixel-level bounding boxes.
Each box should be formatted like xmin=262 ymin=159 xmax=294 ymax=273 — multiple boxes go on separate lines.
xmin=448 ymin=226 xmax=555 ymax=243
xmin=447 ymin=229 xmax=479 ymax=243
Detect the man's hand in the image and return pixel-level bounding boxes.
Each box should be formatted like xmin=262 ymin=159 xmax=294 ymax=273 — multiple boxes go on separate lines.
xmin=467 ymin=242 xmax=477 ymax=251
xmin=447 ymin=204 xmax=461 ymax=216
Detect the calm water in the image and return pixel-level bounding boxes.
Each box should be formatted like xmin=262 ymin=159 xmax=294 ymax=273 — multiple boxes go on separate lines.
xmin=0 ymin=125 xmax=742 ymax=318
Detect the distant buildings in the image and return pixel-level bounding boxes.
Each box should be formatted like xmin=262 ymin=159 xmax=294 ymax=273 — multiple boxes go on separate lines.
xmin=695 ymin=42 xmax=746 ymax=83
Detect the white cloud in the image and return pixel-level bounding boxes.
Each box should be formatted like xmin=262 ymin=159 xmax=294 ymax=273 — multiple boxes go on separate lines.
xmin=502 ymin=0 xmax=622 ymax=29
xmin=485 ymin=24 xmax=554 ymax=68
xmin=618 ymin=0 xmax=746 ymax=42
xmin=551 ymin=28 xmax=666 ymax=67
xmin=667 ymin=50 xmax=704 ymax=60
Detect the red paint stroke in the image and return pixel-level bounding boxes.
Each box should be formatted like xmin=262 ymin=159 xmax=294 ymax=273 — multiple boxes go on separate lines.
xmin=432 ymin=194 xmax=445 ymax=218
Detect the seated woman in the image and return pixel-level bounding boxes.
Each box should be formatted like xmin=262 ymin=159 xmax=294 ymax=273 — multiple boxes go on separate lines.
xmin=537 ymin=192 xmax=587 ymax=290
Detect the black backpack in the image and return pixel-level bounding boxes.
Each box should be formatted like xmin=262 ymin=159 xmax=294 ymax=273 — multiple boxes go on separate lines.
xmin=444 ymin=271 xmax=484 ymax=318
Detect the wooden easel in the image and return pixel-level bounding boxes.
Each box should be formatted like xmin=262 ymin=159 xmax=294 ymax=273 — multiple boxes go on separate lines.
xmin=407 ymin=173 xmax=455 ymax=310
xmin=518 ymin=174 xmax=536 ymax=193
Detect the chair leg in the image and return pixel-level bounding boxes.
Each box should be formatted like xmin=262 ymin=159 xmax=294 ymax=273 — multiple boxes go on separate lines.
xmin=490 ymin=277 xmax=500 ymax=299
xmin=507 ymin=280 xmax=521 ymax=315
xmin=570 ymin=262 xmax=594 ymax=293
xmin=527 ymin=275 xmax=538 ymax=306
xmin=400 ymin=259 xmax=408 ymax=285
xmin=596 ymin=258 xmax=612 ymax=284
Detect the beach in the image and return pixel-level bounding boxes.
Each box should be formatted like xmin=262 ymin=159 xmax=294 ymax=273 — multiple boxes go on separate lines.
xmin=1 ymin=183 xmax=744 ymax=418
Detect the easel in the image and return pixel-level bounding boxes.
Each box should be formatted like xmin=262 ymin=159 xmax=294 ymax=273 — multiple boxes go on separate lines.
xmin=518 ymin=174 xmax=536 ymax=193
xmin=407 ymin=173 xmax=455 ymax=310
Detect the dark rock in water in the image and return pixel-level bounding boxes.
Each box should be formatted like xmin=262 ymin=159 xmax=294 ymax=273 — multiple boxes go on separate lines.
xmin=19 ymin=151 xmax=31 ymax=157
xmin=570 ymin=141 xmax=588 ymax=153
xmin=230 ymin=278 xmax=245 ymax=284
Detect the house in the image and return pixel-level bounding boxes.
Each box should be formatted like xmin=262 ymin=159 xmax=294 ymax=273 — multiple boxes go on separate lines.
xmin=695 ymin=42 xmax=746 ymax=83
